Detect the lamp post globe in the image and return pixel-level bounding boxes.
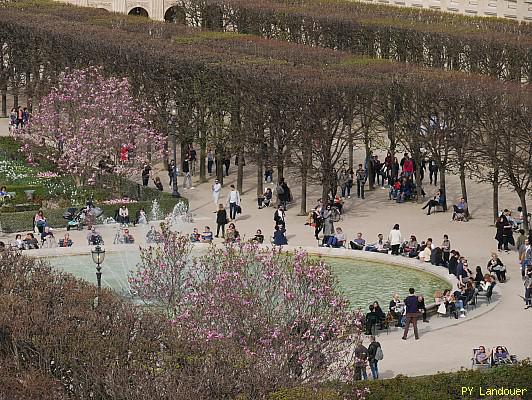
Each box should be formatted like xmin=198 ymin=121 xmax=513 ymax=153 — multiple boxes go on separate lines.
xmin=91 ymin=245 xmax=105 ymax=301
xmin=167 ymin=100 xmax=180 ymax=198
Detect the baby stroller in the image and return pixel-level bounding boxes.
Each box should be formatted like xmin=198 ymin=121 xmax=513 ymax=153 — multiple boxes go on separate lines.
xmin=64 ymin=207 xmax=104 ymax=231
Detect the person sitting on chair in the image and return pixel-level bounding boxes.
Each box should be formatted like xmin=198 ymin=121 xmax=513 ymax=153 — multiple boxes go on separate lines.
xmin=350 ymin=232 xmax=366 ymax=250
xmin=225 ymin=223 xmax=240 ymax=243
xmin=117 ymin=205 xmax=130 ymax=225
xmin=493 ymin=346 xmax=511 ymax=364
xmin=34 ymin=210 xmax=48 ymax=233
xmin=452 ymin=197 xmax=468 ymax=221
xmin=421 ymin=190 xmax=444 ymax=215
xmin=403 ymin=235 xmax=419 ymax=257
xmin=474 ymin=346 xmax=489 ymax=364
xmin=23 ymin=233 xmax=39 ymax=249
xmin=201 ymin=226 xmax=213 ymax=243
xmin=253 ymin=229 xmax=264 ymax=244
xmin=135 ymin=207 xmax=148 ymax=225
xmin=13 ymin=234 xmax=24 ymax=250
xmin=87 ymin=228 xmax=103 ymax=245
xmin=59 ymin=233 xmax=73 ymax=247
xmin=326 ymin=227 xmax=345 ymax=248
xmin=153 ymin=176 xmax=164 ymax=191
xmin=41 ymin=226 xmax=55 ymax=247
xmin=122 ymin=228 xmax=135 ymax=244
xmin=190 ymin=228 xmax=201 ymax=243
xmin=365 ymin=234 xmax=389 ymax=253
xmin=258 ymin=188 xmax=273 ymax=209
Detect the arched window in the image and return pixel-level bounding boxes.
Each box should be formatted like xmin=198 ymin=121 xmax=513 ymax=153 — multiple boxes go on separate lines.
xmin=164 ymin=6 xmax=186 ymax=24
xmin=128 ymin=7 xmax=149 ymax=18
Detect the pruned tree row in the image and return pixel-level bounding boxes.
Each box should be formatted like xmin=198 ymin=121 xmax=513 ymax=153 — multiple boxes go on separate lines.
xmin=0 ymin=1 xmax=530 ymax=227
xmin=178 ymin=0 xmax=532 ymax=82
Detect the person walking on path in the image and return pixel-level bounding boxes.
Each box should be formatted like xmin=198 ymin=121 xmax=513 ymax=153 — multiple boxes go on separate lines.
xmin=388 ymin=224 xmax=402 ymax=255
xmin=212 ymin=179 xmax=222 ymax=207
xmin=226 ymin=184 xmax=241 ymax=220
xmin=402 ymin=288 xmax=420 ymax=340
xmin=355 ymin=164 xmax=366 ymax=199
xmin=524 ymin=266 xmax=532 ymax=310
xmin=367 ymin=335 xmax=382 ymax=380
xmin=215 ymin=204 xmax=228 ymax=238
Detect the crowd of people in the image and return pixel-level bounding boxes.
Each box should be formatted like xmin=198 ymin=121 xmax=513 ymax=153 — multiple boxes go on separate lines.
xmin=8 ymin=106 xmax=29 ymax=132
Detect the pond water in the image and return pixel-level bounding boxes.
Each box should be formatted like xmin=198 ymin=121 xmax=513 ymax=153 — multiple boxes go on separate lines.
xmin=47 ymin=251 xmax=448 ymax=309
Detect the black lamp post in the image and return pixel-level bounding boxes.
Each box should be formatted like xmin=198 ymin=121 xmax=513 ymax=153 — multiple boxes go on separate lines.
xmin=168 ymin=100 xmax=180 ymax=198
xmin=91 ymin=245 xmax=105 ymax=306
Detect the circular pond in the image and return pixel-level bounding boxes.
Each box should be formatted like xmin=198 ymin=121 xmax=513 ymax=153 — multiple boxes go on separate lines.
xmin=47 ymin=252 xmax=448 ymax=309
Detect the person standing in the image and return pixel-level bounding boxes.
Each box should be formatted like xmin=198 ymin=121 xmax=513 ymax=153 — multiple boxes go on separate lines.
xmin=215 ymin=204 xmax=228 ymax=238
xmin=168 ymin=160 xmax=176 ymax=186
xmin=441 ymin=234 xmax=451 ymax=267
xmin=182 ymin=157 xmax=193 ymax=189
xmin=402 ymin=288 xmax=420 ymax=340
xmin=353 ymin=340 xmax=368 ymax=381
xmin=226 ymin=184 xmax=240 ymax=220
xmin=495 ymin=210 xmax=512 ymax=252
xmin=141 ymin=164 xmax=151 ymax=187
xmin=207 ymin=148 xmax=214 ymax=175
xmin=524 ymin=266 xmax=532 ymax=310
xmin=355 ymin=163 xmax=366 ymax=199
xmin=212 ymin=179 xmax=222 ymax=207
xmin=520 ymin=239 xmax=532 ymax=278
xmin=339 ymin=168 xmax=350 ymax=199
xmin=388 ymin=224 xmax=402 ymax=255
xmin=367 ymin=335 xmax=382 ymax=380
xmin=274 ymin=205 xmax=286 ymax=228
xmin=428 ymin=159 xmax=438 ymax=186
xmin=187 ymin=144 xmax=197 ymax=176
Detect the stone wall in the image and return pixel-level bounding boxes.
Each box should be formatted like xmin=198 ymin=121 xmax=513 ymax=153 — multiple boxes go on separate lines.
xmin=56 ymin=0 xmax=532 ymax=22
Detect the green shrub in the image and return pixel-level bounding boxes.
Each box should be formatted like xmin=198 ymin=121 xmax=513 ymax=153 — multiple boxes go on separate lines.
xmin=269 ymin=363 xmax=532 ymax=400
xmin=0 ymin=137 xmax=24 ymax=161
xmin=0 ymin=197 xmax=188 ymax=233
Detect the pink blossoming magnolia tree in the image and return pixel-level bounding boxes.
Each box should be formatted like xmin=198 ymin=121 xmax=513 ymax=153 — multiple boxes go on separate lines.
xmin=129 ymin=226 xmax=365 ymax=391
xmin=20 ymin=67 xmax=164 ymax=184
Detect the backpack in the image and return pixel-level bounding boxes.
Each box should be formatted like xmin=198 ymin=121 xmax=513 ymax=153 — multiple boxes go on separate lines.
xmin=375 ymin=346 xmax=383 ymax=361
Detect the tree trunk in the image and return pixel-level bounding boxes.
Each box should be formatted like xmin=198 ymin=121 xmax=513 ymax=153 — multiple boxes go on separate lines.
xmin=364 ymin=130 xmax=374 ymax=190
xmin=412 ymin=151 xmax=423 ymax=203
xmin=438 ymin=165 xmax=447 ymax=210
xmin=348 ymin=126 xmax=354 ymax=171
xmin=299 ymin=165 xmax=308 ymax=216
xmin=256 ymin=149 xmax=263 ymax=198
xmin=215 ymin=147 xmax=224 ymax=185
xmin=25 ymin=71 xmax=32 ymax=111
xmin=299 ymin=148 xmax=311 ymax=216
xmin=237 ymin=153 xmax=244 ymax=193
xmin=492 ymin=166 xmax=499 ymax=224
xmin=13 ymin=93 xmax=18 ymax=109
xmin=276 ymin=146 xmax=284 ymax=181
xmin=199 ymin=140 xmax=207 ymax=183
xmin=518 ymin=190 xmax=529 ymax=231
xmin=1 ymin=90 xmax=6 ymax=118
xmin=459 ymin=161 xmax=468 ymax=204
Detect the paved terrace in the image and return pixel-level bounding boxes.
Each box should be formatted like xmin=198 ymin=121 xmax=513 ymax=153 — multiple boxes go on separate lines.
xmin=1 ymin=119 xmax=530 ymax=378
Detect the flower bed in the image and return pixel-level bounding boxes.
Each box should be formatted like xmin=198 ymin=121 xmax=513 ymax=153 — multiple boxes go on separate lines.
xmin=0 ymin=197 xmax=187 ymax=233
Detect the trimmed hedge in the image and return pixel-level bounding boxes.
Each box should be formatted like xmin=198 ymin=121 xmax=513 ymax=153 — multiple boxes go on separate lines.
xmin=0 ymin=197 xmax=188 ymax=233
xmin=269 ymin=363 xmax=532 ymax=400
